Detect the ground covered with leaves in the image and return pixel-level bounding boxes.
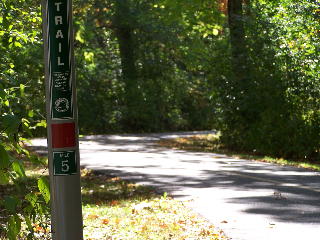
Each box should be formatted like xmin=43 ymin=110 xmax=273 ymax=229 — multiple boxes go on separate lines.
xmin=81 ymin=169 xmax=227 ymax=240
xmin=1 ymin=164 xmax=228 ymax=240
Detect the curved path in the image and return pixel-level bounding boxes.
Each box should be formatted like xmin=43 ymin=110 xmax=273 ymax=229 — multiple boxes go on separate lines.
xmin=31 ymin=132 xmax=320 ymax=240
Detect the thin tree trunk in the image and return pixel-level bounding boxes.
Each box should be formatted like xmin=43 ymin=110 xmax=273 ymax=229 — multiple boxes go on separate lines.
xmin=114 ymin=0 xmax=140 ymax=129
xmin=228 ymin=0 xmax=249 ymax=83
xmin=227 ymin=0 xmax=255 ymax=142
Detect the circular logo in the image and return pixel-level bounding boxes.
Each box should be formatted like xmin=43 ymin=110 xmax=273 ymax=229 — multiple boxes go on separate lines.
xmin=54 ymin=98 xmax=70 ymax=112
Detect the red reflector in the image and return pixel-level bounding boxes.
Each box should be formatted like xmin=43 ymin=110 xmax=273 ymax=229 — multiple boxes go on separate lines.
xmin=51 ymin=123 xmax=76 ymax=148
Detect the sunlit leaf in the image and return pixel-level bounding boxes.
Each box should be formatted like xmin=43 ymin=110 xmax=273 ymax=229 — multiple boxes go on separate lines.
xmin=19 ymin=84 xmax=25 ymax=97
xmin=212 ymin=29 xmax=219 ymax=36
xmin=12 ymin=160 xmax=26 ymax=178
xmin=27 ymin=110 xmax=34 ymax=118
xmin=25 ymin=193 xmax=38 ymax=207
xmin=14 ymin=41 xmax=22 ymax=47
xmin=38 ymin=176 xmax=50 ymax=204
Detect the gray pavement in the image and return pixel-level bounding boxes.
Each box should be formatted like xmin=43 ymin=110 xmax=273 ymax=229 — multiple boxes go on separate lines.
xmin=30 ymin=131 xmax=320 ymax=240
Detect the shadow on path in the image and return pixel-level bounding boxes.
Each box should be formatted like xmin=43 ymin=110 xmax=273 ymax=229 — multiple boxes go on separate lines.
xmin=29 ymin=131 xmax=320 ymax=238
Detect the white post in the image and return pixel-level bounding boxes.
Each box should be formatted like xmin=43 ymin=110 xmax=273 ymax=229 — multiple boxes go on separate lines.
xmin=41 ymin=0 xmax=83 ymax=239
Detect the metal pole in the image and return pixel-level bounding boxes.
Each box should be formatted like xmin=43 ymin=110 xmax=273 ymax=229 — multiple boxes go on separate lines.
xmin=41 ymin=0 xmax=83 ymax=239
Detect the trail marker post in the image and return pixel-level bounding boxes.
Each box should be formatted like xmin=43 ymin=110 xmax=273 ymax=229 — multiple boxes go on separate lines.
xmin=41 ymin=0 xmax=83 ymax=239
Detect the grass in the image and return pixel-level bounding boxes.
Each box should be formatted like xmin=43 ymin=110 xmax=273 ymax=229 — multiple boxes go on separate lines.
xmin=81 ymin=169 xmax=227 ymax=240
xmin=0 ymin=161 xmax=228 ymax=240
xmin=158 ymin=133 xmax=320 ymax=172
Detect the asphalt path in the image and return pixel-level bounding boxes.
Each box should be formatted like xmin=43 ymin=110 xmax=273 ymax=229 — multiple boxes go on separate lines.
xmin=30 ymin=131 xmax=320 ymax=240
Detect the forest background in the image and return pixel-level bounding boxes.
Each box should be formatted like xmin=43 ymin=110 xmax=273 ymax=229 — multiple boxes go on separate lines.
xmin=0 ymin=0 xmax=319 ymax=238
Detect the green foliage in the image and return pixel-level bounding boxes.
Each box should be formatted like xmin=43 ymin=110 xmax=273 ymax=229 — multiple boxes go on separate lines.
xmin=7 ymin=215 xmax=21 ymax=240
xmin=73 ymin=0 xmax=221 ymax=133
xmin=0 ymin=0 xmax=50 ymax=239
xmin=38 ymin=177 xmax=50 ymax=204
xmin=217 ymin=0 xmax=320 ymax=160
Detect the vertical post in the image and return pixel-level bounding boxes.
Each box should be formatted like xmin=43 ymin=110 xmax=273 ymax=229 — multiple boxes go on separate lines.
xmin=41 ymin=0 xmax=83 ymax=239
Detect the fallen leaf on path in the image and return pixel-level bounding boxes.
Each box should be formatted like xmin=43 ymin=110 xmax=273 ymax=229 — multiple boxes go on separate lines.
xmin=269 ymin=223 xmax=276 ymax=228
xmin=101 ymin=218 xmax=110 ymax=224
xmin=87 ymin=214 xmax=99 ymax=220
xmin=110 ymin=200 xmax=119 ymax=206
xmin=178 ymin=220 xmax=186 ymax=225
xmin=115 ymin=218 xmax=121 ymax=225
xmin=159 ymin=223 xmax=168 ymax=229
xmin=110 ymin=177 xmax=121 ymax=182
xmin=141 ymin=225 xmax=148 ymax=232
xmin=33 ymin=225 xmax=45 ymax=233
xmin=273 ymin=192 xmax=287 ymax=200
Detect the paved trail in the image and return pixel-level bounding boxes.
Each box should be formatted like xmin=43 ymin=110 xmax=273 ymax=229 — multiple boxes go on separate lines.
xmin=31 ymin=132 xmax=320 ymax=240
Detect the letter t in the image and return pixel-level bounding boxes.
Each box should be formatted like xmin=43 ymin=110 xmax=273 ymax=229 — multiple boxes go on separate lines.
xmin=55 ymin=2 xmax=62 ymax=11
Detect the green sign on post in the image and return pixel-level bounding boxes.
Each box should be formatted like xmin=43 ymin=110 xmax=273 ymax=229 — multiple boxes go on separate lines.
xmin=42 ymin=0 xmax=83 ymax=239
xmin=53 ymin=151 xmax=77 ymax=175
xmin=48 ymin=0 xmax=73 ymax=119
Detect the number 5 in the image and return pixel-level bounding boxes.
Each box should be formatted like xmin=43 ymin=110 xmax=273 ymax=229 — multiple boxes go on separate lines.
xmin=62 ymin=160 xmax=69 ymax=172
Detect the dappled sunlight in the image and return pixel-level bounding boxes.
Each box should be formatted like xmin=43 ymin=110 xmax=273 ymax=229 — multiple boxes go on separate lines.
xmin=29 ymin=131 xmax=320 ymax=240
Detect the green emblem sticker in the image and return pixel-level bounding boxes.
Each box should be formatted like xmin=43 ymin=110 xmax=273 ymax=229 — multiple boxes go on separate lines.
xmin=53 ymin=151 xmax=77 ymax=175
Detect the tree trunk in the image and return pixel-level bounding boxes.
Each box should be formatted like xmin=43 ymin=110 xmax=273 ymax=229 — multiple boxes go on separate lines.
xmin=113 ymin=0 xmax=141 ymax=129
xmin=227 ymin=0 xmax=249 ymax=83
xmin=225 ymin=0 xmax=255 ymax=146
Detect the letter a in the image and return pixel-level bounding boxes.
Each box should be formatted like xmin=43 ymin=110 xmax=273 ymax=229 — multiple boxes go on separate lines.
xmin=56 ymin=30 xmax=64 ymax=38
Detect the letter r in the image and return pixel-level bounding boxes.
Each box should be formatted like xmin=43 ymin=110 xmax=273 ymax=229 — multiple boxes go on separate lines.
xmin=55 ymin=16 xmax=63 ymax=25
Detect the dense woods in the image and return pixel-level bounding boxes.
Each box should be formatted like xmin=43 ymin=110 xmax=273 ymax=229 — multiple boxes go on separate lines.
xmin=0 ymin=0 xmax=319 ymax=238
